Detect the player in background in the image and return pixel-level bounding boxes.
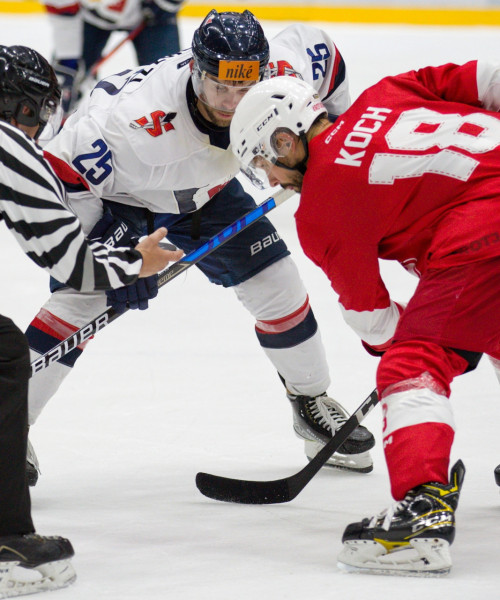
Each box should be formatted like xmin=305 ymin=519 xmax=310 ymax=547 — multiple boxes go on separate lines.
xmin=229 ymin=63 xmax=500 ymax=575
xmin=42 ymin=0 xmax=185 ymax=118
xmin=25 ymin=10 xmax=375 ymax=485
xmin=0 ymin=44 xmax=181 ymax=597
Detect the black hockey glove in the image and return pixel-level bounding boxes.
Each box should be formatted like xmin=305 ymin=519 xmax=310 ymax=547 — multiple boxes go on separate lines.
xmin=52 ymin=58 xmax=84 ymax=119
xmin=88 ymin=211 xmax=134 ymax=248
xmin=106 ymin=275 xmax=159 ymax=313
xmin=88 ymin=212 xmax=160 ymax=312
xmin=361 ymin=339 xmax=392 ymax=357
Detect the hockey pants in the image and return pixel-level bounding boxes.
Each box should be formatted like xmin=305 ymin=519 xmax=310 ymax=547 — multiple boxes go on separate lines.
xmin=376 ymin=257 xmax=500 ymax=500
xmin=26 ymin=255 xmax=330 ymax=424
xmin=0 ymin=315 xmax=34 ymax=535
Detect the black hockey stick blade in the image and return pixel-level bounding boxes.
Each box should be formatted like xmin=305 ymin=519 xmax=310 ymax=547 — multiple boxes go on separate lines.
xmin=196 ymin=389 xmax=379 ymax=504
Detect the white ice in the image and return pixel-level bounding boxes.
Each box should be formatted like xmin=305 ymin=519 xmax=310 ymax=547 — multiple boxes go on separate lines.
xmin=1 ymin=14 xmax=500 ymax=600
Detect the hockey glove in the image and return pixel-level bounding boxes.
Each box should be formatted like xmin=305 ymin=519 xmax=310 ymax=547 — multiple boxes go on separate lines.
xmin=362 ymin=301 xmax=406 ymax=357
xmin=361 ymin=339 xmax=393 ymax=357
xmin=53 ymin=58 xmax=84 ymax=119
xmin=141 ymin=0 xmax=182 ymax=25
xmin=88 ymin=211 xmax=159 ymax=311
xmin=88 ymin=211 xmax=134 ymax=248
xmin=106 ymin=275 xmax=159 ymax=313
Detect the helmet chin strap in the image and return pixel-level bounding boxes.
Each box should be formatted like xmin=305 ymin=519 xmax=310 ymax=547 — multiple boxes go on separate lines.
xmin=275 ymin=132 xmax=309 ymax=175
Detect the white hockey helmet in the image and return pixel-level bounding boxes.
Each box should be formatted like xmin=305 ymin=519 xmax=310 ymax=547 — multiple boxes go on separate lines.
xmin=230 ymin=76 xmax=326 ymax=188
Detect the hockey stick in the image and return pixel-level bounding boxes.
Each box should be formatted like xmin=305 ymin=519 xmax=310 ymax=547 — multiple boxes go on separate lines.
xmin=64 ymin=21 xmax=148 ymax=124
xmin=195 ymin=388 xmax=379 ymax=504
xmin=29 ymin=188 xmax=294 ymax=377
xmin=89 ymin=21 xmax=147 ymax=78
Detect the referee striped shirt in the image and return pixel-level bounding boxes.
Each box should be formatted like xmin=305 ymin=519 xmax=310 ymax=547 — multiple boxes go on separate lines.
xmin=0 ymin=121 xmax=142 ymax=291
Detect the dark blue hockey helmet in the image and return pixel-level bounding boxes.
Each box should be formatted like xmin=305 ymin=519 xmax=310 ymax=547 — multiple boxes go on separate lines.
xmin=0 ymin=45 xmax=61 ymax=135
xmin=192 ymin=10 xmax=269 ymax=82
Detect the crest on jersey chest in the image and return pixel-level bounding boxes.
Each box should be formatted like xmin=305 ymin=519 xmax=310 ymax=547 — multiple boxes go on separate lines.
xmin=268 ymin=60 xmax=301 ymax=79
xmin=130 ymin=110 xmax=177 ymax=137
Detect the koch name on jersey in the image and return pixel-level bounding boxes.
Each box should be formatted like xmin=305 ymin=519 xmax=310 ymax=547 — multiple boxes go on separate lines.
xmin=229 ymin=60 xmax=500 ymax=577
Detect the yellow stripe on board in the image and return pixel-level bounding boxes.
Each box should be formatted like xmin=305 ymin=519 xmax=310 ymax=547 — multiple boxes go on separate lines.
xmin=181 ymin=4 xmax=500 ymax=26
xmin=0 ymin=1 xmax=44 ymax=12
xmin=1 ymin=1 xmax=500 ymax=26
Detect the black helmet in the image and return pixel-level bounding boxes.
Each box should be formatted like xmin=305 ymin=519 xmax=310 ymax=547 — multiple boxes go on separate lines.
xmin=0 ymin=45 xmax=61 ymax=134
xmin=192 ymin=10 xmax=269 ymax=81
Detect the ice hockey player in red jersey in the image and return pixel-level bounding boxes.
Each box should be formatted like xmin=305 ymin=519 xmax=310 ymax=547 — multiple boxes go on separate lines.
xmin=230 ymin=60 xmax=500 ymax=576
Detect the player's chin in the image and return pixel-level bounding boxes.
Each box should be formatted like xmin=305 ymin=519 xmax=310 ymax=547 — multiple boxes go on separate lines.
xmin=214 ymin=110 xmax=234 ymax=125
xmin=282 ymin=183 xmax=301 ymax=194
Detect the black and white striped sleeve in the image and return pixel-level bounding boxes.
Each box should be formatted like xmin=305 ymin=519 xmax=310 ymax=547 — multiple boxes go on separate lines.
xmin=0 ymin=122 xmax=142 ymax=291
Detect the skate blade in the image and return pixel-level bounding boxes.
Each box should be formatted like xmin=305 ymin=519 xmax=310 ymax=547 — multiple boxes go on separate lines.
xmin=305 ymin=442 xmax=373 ymax=473
xmin=0 ymin=559 xmax=76 ymax=598
xmin=337 ymin=538 xmax=452 ymax=577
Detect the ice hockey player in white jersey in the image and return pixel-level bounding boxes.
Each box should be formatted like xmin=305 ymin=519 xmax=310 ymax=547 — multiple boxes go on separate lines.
xmin=0 ymin=44 xmax=181 ymax=598
xmin=25 ymin=10 xmax=375 ymax=485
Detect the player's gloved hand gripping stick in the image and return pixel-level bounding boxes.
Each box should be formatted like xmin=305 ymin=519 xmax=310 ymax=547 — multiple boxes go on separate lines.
xmin=30 ymin=188 xmax=294 ymax=377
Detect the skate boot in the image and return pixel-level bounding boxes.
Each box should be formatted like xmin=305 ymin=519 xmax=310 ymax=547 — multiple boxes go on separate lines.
xmin=494 ymin=464 xmax=500 ymax=487
xmin=0 ymin=533 xmax=76 ymax=597
xmin=337 ymin=459 xmax=465 ymax=577
xmin=26 ymin=438 xmax=40 ymax=487
xmin=288 ymin=392 xmax=375 ymax=473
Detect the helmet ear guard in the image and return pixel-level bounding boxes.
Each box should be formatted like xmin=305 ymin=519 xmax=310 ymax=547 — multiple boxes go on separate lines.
xmin=0 ymin=45 xmax=61 ymax=137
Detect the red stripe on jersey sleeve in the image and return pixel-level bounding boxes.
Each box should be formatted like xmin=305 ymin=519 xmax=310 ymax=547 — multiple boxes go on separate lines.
xmin=327 ymin=47 xmax=342 ymax=97
xmin=44 ymin=151 xmax=90 ymax=191
xmin=45 ymin=2 xmax=80 ymax=15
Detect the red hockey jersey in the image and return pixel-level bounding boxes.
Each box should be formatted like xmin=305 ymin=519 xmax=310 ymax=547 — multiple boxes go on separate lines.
xmin=295 ymin=60 xmax=500 ymax=347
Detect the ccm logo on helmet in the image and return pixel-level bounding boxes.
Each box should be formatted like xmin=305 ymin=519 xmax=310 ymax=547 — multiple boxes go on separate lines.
xmin=257 ymin=111 xmax=276 ymax=131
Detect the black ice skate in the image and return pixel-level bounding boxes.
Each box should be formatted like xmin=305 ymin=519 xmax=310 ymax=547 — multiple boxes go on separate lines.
xmin=288 ymin=392 xmax=375 ymax=473
xmin=0 ymin=533 xmax=76 ymax=597
xmin=337 ymin=459 xmax=465 ymax=577
xmin=26 ymin=439 xmax=40 ymax=487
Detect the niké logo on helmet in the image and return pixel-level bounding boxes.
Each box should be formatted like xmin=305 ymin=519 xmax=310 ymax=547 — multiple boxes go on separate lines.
xmin=129 ymin=110 xmax=177 ymax=137
xmin=218 ymin=61 xmax=260 ymax=82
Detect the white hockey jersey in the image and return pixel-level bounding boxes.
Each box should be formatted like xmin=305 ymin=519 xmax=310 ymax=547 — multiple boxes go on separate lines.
xmin=44 ymin=24 xmax=350 ymax=228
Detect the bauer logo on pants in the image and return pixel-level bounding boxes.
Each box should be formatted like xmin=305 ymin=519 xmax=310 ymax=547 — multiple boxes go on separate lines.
xmin=250 ymin=232 xmax=281 ymax=256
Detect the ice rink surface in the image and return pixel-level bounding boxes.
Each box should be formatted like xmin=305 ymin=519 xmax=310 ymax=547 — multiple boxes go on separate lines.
xmin=1 ymin=13 xmax=500 ymax=599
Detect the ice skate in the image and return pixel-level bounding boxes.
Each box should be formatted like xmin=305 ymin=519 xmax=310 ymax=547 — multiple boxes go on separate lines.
xmin=337 ymin=459 xmax=465 ymax=577
xmin=0 ymin=533 xmax=75 ymax=597
xmin=288 ymin=392 xmax=375 ymax=473
xmin=26 ymin=439 xmax=40 ymax=488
